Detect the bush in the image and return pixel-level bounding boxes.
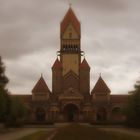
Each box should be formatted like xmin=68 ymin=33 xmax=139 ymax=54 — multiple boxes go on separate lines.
xmin=125 ymin=80 xmax=140 ymax=128
xmin=0 ymin=56 xmax=9 ymax=123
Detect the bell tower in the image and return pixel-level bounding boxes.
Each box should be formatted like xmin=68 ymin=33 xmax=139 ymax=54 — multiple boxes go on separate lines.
xmin=60 ymin=7 xmax=81 ymax=76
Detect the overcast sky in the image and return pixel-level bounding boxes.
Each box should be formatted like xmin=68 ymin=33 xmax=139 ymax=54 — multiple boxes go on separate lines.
xmin=0 ymin=0 xmax=140 ymax=95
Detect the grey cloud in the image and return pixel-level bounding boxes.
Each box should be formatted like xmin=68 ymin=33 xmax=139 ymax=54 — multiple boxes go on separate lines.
xmin=5 ymin=51 xmax=56 ymax=94
xmin=0 ymin=0 xmax=64 ymax=59
xmin=0 ymin=21 xmax=59 ymax=59
xmin=67 ymin=0 xmax=126 ymax=11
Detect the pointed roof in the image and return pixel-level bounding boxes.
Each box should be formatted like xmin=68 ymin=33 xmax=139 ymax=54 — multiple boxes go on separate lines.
xmin=52 ymin=58 xmax=62 ymax=70
xmin=80 ymin=58 xmax=90 ymax=70
xmin=91 ymin=76 xmax=111 ymax=94
xmin=32 ymin=76 xmax=50 ymax=94
xmin=61 ymin=7 xmax=80 ymax=36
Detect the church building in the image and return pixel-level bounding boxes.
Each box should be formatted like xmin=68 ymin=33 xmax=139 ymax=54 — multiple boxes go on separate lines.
xmin=17 ymin=7 xmax=128 ymax=123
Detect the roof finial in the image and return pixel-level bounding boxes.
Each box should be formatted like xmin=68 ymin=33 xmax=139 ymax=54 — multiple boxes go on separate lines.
xmin=69 ymin=2 xmax=72 ymax=8
xmin=100 ymin=73 xmax=102 ymax=77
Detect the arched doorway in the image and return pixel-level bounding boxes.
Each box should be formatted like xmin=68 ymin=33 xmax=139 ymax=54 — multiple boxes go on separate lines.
xmin=36 ymin=107 xmax=46 ymax=121
xmin=63 ymin=104 xmax=79 ymax=122
xmin=96 ymin=107 xmax=107 ymax=121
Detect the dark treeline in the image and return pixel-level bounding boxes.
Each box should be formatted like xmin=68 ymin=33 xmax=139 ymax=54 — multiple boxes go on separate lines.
xmin=0 ymin=56 xmax=27 ymax=127
xmin=125 ymin=78 xmax=140 ymax=128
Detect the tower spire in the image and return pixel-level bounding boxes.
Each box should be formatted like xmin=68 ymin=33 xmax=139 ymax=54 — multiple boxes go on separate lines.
xmin=61 ymin=7 xmax=80 ymax=36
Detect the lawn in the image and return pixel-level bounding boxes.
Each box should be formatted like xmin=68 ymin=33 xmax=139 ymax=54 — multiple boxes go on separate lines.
xmin=16 ymin=131 xmax=52 ymax=140
xmin=52 ymin=124 xmax=140 ymax=140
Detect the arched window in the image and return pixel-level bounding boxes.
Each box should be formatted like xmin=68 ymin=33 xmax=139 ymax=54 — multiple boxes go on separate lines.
xmin=35 ymin=107 xmax=46 ymax=121
xmin=96 ymin=107 xmax=107 ymax=121
xmin=69 ymin=32 xmax=72 ymax=38
xmin=111 ymin=107 xmax=122 ymax=121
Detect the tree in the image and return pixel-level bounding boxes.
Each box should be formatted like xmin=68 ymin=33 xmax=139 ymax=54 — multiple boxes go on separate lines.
xmin=125 ymin=79 xmax=140 ymax=128
xmin=5 ymin=96 xmax=27 ymax=127
xmin=0 ymin=56 xmax=27 ymax=127
xmin=0 ymin=56 xmax=9 ymax=122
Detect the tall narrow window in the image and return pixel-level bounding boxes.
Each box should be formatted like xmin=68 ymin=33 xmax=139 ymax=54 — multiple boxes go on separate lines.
xmin=69 ymin=32 xmax=72 ymax=38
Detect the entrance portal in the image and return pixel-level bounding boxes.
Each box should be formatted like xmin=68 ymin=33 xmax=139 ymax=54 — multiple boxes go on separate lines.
xmin=63 ymin=104 xmax=79 ymax=122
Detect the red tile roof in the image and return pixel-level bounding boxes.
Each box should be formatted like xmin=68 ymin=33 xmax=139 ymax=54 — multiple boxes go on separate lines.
xmin=32 ymin=76 xmax=50 ymax=94
xmin=80 ymin=58 xmax=90 ymax=70
xmin=61 ymin=7 xmax=80 ymax=36
xmin=52 ymin=58 xmax=62 ymax=70
xmin=110 ymin=94 xmax=129 ymax=103
xmin=91 ymin=76 xmax=111 ymax=94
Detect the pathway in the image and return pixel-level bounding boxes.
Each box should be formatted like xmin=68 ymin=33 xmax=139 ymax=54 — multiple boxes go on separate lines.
xmin=99 ymin=127 xmax=140 ymax=137
xmin=0 ymin=123 xmax=69 ymax=140
xmin=0 ymin=127 xmax=54 ymax=140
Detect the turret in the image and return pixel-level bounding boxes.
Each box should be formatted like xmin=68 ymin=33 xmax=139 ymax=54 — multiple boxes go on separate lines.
xmin=32 ymin=75 xmax=50 ymax=101
xmin=80 ymin=58 xmax=90 ymax=95
xmin=91 ymin=75 xmax=111 ymax=102
xmin=52 ymin=58 xmax=62 ymax=94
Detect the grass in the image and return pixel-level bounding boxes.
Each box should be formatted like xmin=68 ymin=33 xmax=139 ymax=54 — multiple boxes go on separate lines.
xmin=52 ymin=124 xmax=140 ymax=140
xmin=16 ymin=131 xmax=53 ymax=140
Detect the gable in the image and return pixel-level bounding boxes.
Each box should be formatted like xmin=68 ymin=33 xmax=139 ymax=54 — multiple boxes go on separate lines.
xmin=91 ymin=77 xmax=111 ymax=95
xmin=62 ymin=23 xmax=79 ymax=39
xmin=32 ymin=77 xmax=50 ymax=94
xmin=63 ymin=71 xmax=79 ymax=91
